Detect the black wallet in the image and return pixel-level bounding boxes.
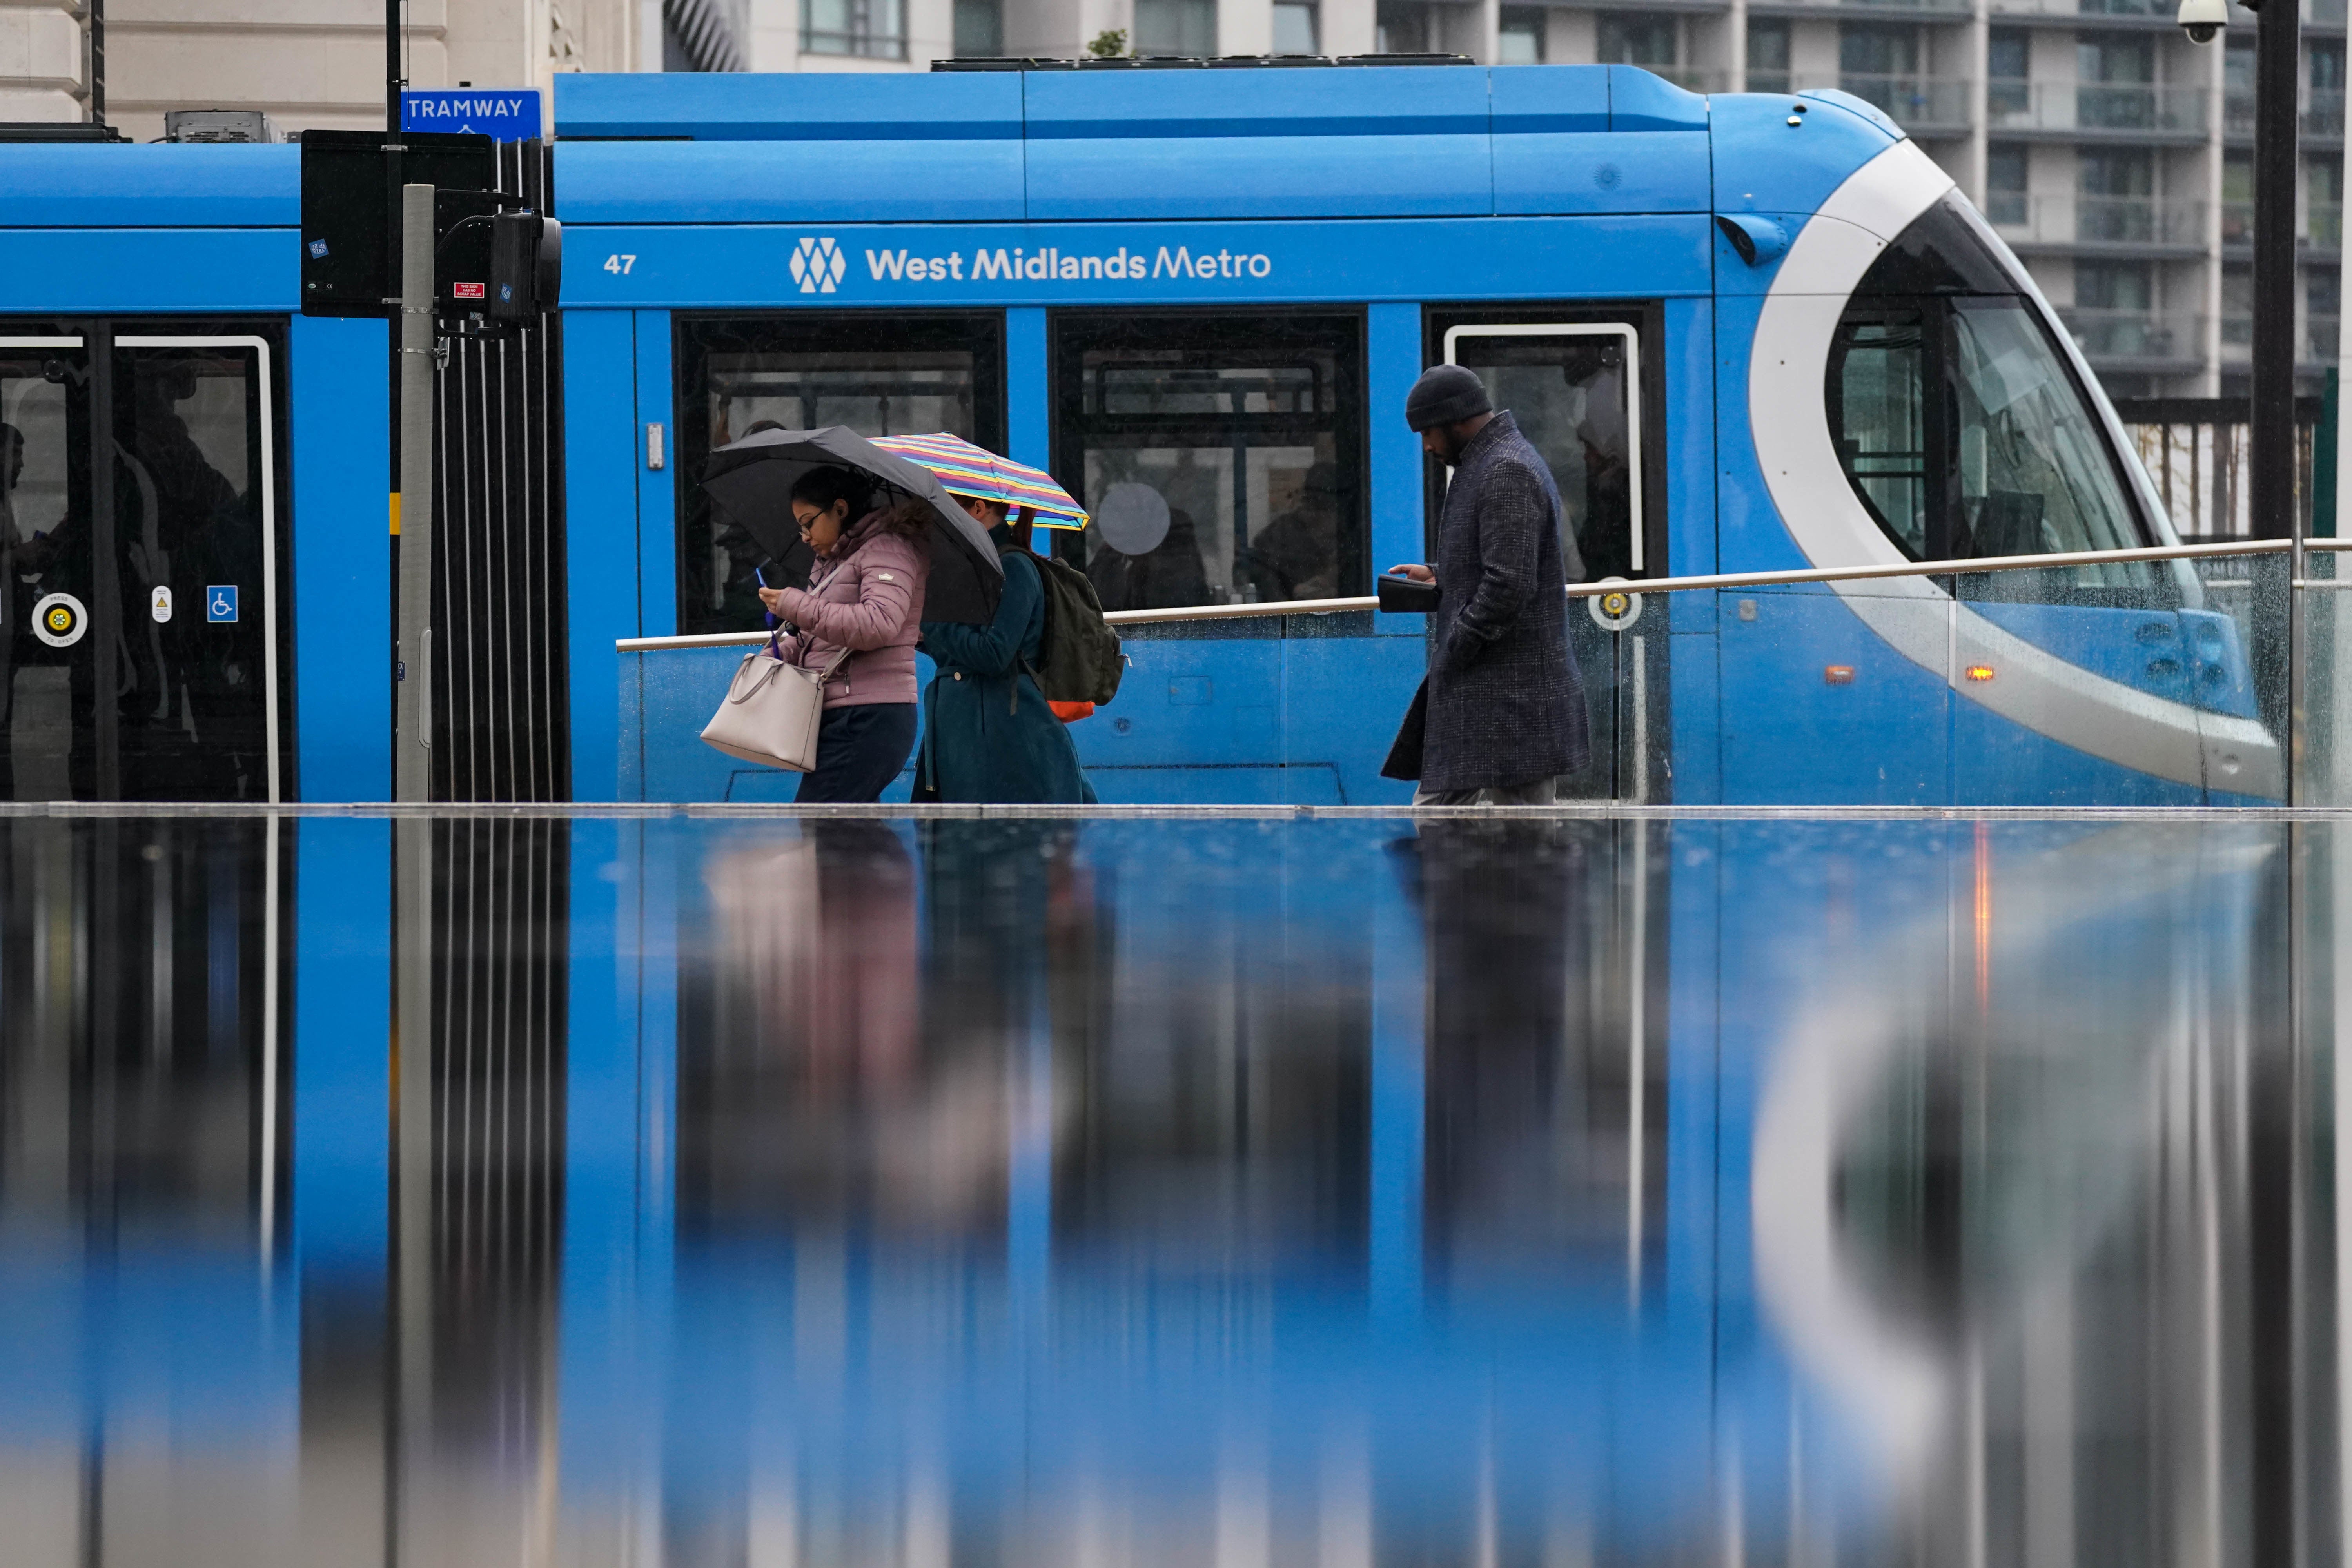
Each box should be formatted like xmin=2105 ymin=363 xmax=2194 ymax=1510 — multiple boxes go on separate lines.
xmin=1377 ymin=572 xmax=1440 ymax=614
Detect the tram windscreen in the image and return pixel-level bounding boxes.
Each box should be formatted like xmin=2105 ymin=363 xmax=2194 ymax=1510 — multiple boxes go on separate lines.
xmin=1947 ymin=299 xmax=2144 ymax=563
xmin=1826 ymin=194 xmax=2157 ymax=588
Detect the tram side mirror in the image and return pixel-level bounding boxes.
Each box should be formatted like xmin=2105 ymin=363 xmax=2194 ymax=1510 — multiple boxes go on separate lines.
xmin=2178 ymin=0 xmax=2226 ymax=44
xmin=1715 ymin=213 xmax=1790 ymax=267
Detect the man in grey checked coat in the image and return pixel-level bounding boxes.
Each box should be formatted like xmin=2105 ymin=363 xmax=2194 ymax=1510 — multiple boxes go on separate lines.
xmin=1381 ymin=365 xmax=1590 ymax=805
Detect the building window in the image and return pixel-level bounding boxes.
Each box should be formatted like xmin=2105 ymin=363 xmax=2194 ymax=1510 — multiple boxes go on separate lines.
xmin=1134 ymin=0 xmax=1217 ymax=55
xmin=802 ymin=0 xmax=906 ymax=56
xmin=2077 ymin=149 xmax=2153 ymax=243
xmin=2221 ymin=264 xmax=2251 ymax=345
xmin=2313 ymin=155 xmax=2344 ymax=247
xmin=2076 ymin=261 xmax=2154 ymax=311
xmin=1986 ymin=144 xmax=2027 ymax=227
xmin=1598 ymin=15 xmax=1676 ymax=68
xmin=2312 ymin=42 xmax=2347 ymax=136
xmin=953 ymin=0 xmax=1003 ymax=54
xmin=1747 ymin=18 xmax=1789 ymax=93
xmin=2223 ymin=150 xmax=2252 ymax=243
xmin=1988 ymin=27 xmax=2028 ymax=119
xmin=1274 ymin=0 xmax=1318 ymax=52
xmin=1498 ymin=7 xmax=1544 ymax=64
xmin=1376 ymin=0 xmax=1430 ymax=52
xmin=673 ymin=315 xmax=1006 ymax=636
xmin=2076 ymin=33 xmax=2156 ymax=130
xmin=1051 ymin=312 xmax=1367 ymax=612
xmin=1840 ymin=23 xmax=1918 ymax=79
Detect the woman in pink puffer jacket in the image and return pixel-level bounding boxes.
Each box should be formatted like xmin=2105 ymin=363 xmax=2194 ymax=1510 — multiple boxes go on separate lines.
xmin=755 ymin=465 xmax=931 ymax=802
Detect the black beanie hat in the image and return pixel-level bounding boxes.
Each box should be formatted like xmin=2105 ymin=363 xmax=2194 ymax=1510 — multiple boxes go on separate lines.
xmin=1405 ymin=364 xmax=1493 ymax=431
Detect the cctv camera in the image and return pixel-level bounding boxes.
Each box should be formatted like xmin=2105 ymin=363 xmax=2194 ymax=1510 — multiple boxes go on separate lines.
xmin=2178 ymin=0 xmax=2226 ymax=44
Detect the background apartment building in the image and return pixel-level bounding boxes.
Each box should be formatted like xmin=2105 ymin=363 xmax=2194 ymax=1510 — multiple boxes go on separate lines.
xmin=5 ymin=0 xmax=2339 ymax=395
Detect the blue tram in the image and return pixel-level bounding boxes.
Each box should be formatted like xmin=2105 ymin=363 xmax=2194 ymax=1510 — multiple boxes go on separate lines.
xmin=565 ymin=64 xmax=2278 ymax=808
xmin=0 ymin=62 xmax=2280 ymax=806
xmin=0 ymin=145 xmax=385 ymax=802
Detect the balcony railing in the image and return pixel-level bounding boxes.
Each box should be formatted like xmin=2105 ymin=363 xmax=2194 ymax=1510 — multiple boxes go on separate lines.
xmin=2220 ymin=199 xmax=2343 ymax=247
xmin=2058 ymin=307 xmax=2200 ymax=361
xmin=2315 ymin=200 xmax=2344 ymax=248
xmin=1987 ymin=0 xmax=2176 ymax=15
xmin=1989 ymin=80 xmax=2209 ymax=135
xmin=1746 ymin=0 xmax=1975 ymax=13
xmin=1832 ymin=72 xmax=1975 ymax=130
xmin=1991 ymin=0 xmax=2336 ymax=18
xmin=1990 ymin=193 xmax=2207 ymax=246
xmin=2226 ymin=87 xmax=2347 ymax=136
xmin=1657 ymin=66 xmax=1730 ymax=93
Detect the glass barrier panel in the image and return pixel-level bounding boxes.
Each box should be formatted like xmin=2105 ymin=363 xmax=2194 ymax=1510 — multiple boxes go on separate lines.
xmin=2303 ymin=548 xmax=2352 ymax=805
xmin=1945 ymin=550 xmax=2285 ymax=806
xmin=1717 ymin=583 xmax=1956 ymax=807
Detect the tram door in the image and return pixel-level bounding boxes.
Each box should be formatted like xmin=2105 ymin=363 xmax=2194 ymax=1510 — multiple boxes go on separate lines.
xmin=0 ymin=329 xmax=282 ymax=802
xmin=1443 ymin=321 xmax=1655 ymax=802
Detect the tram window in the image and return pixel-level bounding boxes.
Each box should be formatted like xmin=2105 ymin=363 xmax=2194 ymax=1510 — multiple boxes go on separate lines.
xmin=1826 ymin=314 xmax=1930 ymax=559
xmin=1828 ymin=193 xmax=2159 ymax=586
xmin=1051 ymin=312 xmax=1365 ymax=612
xmin=1948 ymin=299 xmax=2143 ymax=571
xmin=675 ymin=315 xmax=1004 ymax=638
xmin=1444 ymin=325 xmax=1640 ymax=582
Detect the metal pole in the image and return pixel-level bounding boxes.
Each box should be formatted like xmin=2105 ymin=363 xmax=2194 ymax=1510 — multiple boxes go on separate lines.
xmin=2252 ymin=0 xmax=2303 ymax=793
xmin=397 ymin=183 xmax=435 ymax=802
xmin=89 ymin=321 xmax=118 ymax=801
xmin=87 ymin=0 xmax=103 ymax=127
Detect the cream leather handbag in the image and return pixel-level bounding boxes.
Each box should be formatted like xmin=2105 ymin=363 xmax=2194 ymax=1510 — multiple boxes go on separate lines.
xmin=701 ymin=633 xmax=850 ymax=773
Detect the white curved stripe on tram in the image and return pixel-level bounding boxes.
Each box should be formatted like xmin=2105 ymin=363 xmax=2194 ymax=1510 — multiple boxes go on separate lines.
xmin=1749 ymin=140 xmax=2282 ymax=798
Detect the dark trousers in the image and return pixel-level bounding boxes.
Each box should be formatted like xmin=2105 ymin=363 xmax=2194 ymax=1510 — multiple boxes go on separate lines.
xmin=793 ymin=702 xmax=919 ymax=804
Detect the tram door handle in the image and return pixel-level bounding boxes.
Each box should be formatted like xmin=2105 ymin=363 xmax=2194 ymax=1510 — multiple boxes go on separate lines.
xmin=646 ymin=423 xmax=665 ymax=470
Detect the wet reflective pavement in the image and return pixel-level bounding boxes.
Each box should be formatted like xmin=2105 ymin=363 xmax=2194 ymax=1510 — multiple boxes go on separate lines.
xmin=0 ymin=810 xmax=2337 ymax=1566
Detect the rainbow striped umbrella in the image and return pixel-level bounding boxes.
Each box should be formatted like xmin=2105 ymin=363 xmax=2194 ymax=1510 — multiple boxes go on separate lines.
xmin=871 ymin=432 xmax=1089 ymax=531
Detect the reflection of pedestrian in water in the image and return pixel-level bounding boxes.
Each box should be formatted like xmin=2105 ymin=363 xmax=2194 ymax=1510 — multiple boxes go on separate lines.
xmin=1397 ymin=818 xmax=1592 ymax=1252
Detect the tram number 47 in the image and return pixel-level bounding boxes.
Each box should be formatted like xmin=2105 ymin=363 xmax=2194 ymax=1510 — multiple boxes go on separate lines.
xmin=603 ymin=254 xmax=637 ymax=274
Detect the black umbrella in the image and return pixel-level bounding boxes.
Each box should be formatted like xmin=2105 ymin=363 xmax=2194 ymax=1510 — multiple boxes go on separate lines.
xmin=701 ymin=426 xmax=1004 ymax=624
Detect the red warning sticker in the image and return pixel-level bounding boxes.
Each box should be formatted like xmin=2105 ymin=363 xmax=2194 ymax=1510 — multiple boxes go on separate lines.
xmin=452 ymin=281 xmax=486 ymax=299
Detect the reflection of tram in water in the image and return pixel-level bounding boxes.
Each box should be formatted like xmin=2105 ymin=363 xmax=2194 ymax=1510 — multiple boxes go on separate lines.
xmin=572 ymin=66 xmax=2278 ymax=807
xmin=650 ymin=814 xmax=2292 ymax=1563
xmin=0 ymin=813 xmax=2301 ymax=1560
xmin=0 ymin=64 xmax=2285 ymax=807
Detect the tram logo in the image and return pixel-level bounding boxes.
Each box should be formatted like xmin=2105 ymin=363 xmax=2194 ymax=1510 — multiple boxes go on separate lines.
xmin=790 ymin=236 xmax=847 ymax=295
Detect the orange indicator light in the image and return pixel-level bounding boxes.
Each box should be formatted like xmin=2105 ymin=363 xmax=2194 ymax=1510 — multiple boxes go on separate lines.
xmin=1964 ymin=664 xmax=1996 ymax=682
xmin=1823 ymin=665 xmax=1855 ymax=685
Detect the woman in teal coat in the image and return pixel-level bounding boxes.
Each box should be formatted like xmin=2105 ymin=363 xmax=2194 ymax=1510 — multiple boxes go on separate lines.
xmin=916 ymin=497 xmax=1096 ymax=804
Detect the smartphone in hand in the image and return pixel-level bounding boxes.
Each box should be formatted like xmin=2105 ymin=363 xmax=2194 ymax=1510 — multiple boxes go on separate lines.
xmin=755 ymin=563 xmax=778 ymax=630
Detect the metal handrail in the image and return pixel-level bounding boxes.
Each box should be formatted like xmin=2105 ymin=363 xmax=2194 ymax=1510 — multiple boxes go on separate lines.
xmin=615 ymin=538 xmax=2298 ymax=650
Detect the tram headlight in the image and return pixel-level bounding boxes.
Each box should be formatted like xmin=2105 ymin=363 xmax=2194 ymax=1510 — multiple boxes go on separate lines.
xmin=2177 ymin=0 xmax=2226 ymax=46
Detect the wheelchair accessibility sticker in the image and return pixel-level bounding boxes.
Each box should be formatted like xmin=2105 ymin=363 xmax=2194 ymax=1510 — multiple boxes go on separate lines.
xmin=207 ymin=586 xmax=238 ymax=624
xmin=31 ymin=592 xmax=86 ymax=648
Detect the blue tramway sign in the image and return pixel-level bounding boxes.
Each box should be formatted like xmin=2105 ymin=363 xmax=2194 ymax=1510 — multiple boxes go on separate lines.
xmin=401 ymin=88 xmax=544 ymax=141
